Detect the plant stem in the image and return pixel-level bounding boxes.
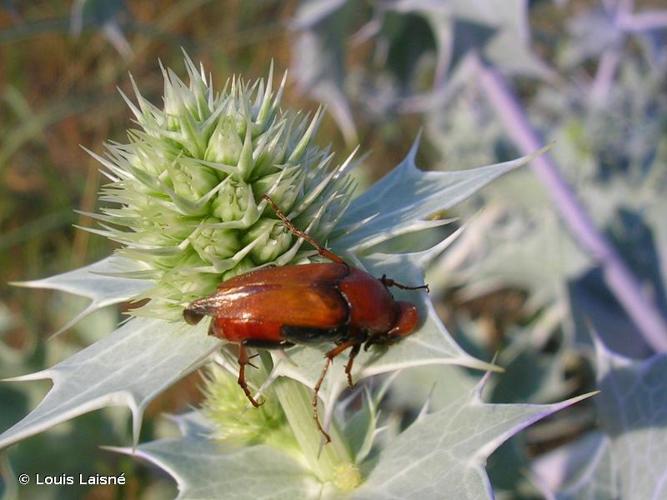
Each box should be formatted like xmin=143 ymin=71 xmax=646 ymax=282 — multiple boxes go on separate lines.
xmin=471 ymin=54 xmax=667 ymax=352
xmin=272 ymin=376 xmax=360 ymax=490
xmin=617 ymin=11 xmax=667 ymax=31
xmin=590 ymin=50 xmax=619 ymax=106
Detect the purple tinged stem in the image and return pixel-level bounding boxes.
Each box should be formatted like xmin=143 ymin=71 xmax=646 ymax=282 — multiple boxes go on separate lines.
xmin=590 ymin=50 xmax=620 ymax=106
xmin=617 ymin=11 xmax=667 ymax=31
xmin=471 ymin=54 xmax=667 ymax=352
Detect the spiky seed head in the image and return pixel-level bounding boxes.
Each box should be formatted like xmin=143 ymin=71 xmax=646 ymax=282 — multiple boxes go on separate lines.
xmin=88 ymin=55 xmax=355 ymax=318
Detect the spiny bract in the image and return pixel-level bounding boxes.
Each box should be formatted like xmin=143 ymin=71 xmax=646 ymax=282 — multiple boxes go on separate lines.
xmin=85 ymin=55 xmax=356 ymax=319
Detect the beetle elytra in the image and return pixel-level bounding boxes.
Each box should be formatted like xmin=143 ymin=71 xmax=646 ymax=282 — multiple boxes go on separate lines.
xmin=184 ymin=194 xmax=428 ymax=442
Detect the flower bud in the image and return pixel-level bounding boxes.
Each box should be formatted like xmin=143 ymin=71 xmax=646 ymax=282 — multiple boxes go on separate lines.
xmin=169 ymin=164 xmax=219 ymax=204
xmin=253 ymin=168 xmax=303 ymax=212
xmin=212 ymin=179 xmax=255 ymax=223
xmin=205 ymin=117 xmax=243 ymax=165
xmin=243 ymin=219 xmax=293 ymax=264
xmin=190 ymin=220 xmax=241 ymax=262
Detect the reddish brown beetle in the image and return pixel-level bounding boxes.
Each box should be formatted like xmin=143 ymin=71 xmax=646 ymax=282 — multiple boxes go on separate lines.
xmin=184 ymin=194 xmax=427 ymax=441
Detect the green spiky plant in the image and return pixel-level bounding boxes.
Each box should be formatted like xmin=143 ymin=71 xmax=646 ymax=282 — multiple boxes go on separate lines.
xmin=85 ymin=57 xmax=354 ymax=320
xmin=0 ymin=55 xmax=593 ymax=499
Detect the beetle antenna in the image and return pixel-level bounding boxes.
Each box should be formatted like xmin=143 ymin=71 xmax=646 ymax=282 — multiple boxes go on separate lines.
xmin=380 ymin=274 xmax=430 ymax=293
xmin=262 ymin=194 xmax=347 ymax=266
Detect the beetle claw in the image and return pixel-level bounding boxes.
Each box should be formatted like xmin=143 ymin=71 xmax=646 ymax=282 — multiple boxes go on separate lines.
xmin=247 ymin=353 xmax=260 ymax=369
xmin=246 ymin=393 xmax=264 ymax=408
xmin=237 ymin=344 xmax=263 ymax=407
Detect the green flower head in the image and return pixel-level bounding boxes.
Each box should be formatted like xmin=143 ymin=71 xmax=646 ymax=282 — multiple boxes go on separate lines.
xmin=88 ymin=55 xmax=355 ymax=318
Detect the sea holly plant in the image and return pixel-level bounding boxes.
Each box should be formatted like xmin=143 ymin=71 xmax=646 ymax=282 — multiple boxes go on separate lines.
xmin=0 ymin=55 xmax=592 ymax=498
xmin=531 ymin=337 xmax=667 ymax=499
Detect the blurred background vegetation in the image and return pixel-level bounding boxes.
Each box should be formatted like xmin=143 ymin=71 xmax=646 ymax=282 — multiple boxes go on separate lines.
xmin=1 ymin=0 xmax=666 ymax=498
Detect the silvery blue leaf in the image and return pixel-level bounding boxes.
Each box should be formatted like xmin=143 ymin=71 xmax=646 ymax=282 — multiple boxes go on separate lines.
xmin=0 ymin=318 xmax=219 ymax=450
xmin=531 ymin=432 xmax=617 ymax=500
xmin=333 ymin=137 xmax=541 ymax=251
xmin=13 ymin=256 xmax=151 ymax=337
xmin=531 ymin=338 xmax=667 ymax=499
xmin=352 ymin=373 xmax=595 ymax=500
xmin=593 ymin=341 xmax=667 ymax=499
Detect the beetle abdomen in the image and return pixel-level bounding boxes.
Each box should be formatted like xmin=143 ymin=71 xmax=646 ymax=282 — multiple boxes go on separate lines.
xmin=211 ymin=318 xmax=284 ymax=343
xmin=281 ymin=325 xmax=348 ymax=344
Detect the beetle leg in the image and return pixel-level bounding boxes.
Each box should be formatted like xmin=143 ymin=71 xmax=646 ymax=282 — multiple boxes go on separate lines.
xmin=345 ymin=343 xmax=362 ymax=388
xmin=380 ymin=274 xmax=429 ymax=293
xmin=313 ymin=340 xmax=357 ymax=443
xmin=262 ymin=194 xmax=347 ymax=266
xmin=237 ymin=344 xmax=263 ymax=408
xmin=313 ymin=358 xmax=334 ymax=444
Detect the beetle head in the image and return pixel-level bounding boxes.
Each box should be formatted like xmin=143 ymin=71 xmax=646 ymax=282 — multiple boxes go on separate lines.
xmin=366 ymin=301 xmax=418 ymax=348
xmin=390 ymin=301 xmax=418 ymax=338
